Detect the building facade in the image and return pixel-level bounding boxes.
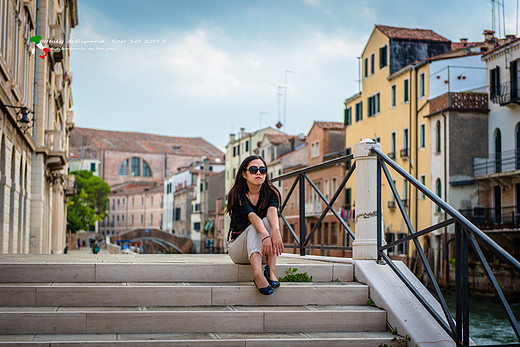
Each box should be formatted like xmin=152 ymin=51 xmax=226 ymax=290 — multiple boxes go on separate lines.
xmin=343 ymin=25 xmax=495 ymax=277
xmin=280 ymin=121 xmax=349 ymax=257
xmin=0 ymin=0 xmax=78 ymax=254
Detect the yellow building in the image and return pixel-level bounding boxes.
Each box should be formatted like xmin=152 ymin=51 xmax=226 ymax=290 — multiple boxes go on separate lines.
xmin=344 ymin=25 xmax=494 ymax=277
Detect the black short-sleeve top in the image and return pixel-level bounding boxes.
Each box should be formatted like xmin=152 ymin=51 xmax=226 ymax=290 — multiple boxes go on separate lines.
xmin=229 ymin=192 xmax=279 ymax=241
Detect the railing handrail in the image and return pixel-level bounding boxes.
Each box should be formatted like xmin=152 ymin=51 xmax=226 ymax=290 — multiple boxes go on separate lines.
xmin=272 ymin=154 xmax=352 ymax=182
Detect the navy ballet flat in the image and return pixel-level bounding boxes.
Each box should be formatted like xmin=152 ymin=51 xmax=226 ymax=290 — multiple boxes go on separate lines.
xmin=254 ymin=278 xmax=274 ymax=295
xmin=264 ymin=264 xmax=280 ymax=288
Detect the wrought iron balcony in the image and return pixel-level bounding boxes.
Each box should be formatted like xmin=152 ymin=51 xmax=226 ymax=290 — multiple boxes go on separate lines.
xmin=459 ymin=205 xmax=520 ymax=230
xmin=490 ymin=82 xmax=520 ymax=106
xmin=473 ymin=149 xmax=520 ymax=176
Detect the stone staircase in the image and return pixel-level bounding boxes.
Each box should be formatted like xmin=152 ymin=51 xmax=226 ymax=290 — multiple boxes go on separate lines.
xmin=0 ymin=254 xmax=394 ymax=346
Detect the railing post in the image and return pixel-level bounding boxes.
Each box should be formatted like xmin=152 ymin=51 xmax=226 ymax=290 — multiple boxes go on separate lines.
xmin=299 ymin=173 xmax=306 ymax=256
xmin=353 ymin=139 xmax=382 ymax=260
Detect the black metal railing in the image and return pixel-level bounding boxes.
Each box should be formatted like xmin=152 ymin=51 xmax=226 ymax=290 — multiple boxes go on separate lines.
xmin=490 ymin=82 xmax=520 ymax=106
xmin=373 ymin=147 xmax=520 ymax=347
xmin=271 ymin=154 xmax=355 ymax=255
xmin=459 ymin=205 xmax=520 ymax=230
xmin=473 ymin=149 xmax=520 ymax=176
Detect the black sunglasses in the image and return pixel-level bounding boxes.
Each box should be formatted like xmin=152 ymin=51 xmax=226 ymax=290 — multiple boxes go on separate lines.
xmin=247 ymin=166 xmax=267 ymax=175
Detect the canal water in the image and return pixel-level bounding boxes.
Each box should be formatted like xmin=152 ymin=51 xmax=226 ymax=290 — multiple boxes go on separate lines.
xmin=444 ymin=294 xmax=520 ymax=344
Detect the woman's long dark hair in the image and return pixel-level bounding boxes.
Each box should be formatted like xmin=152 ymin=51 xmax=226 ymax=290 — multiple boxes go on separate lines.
xmin=226 ymin=155 xmax=280 ymax=215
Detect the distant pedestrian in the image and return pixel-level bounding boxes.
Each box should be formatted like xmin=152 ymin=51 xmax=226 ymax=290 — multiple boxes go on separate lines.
xmin=77 ymin=239 xmax=81 ymax=249
xmin=92 ymin=241 xmax=100 ymax=254
xmin=82 ymin=240 xmax=86 ymax=248
xmin=226 ymin=155 xmax=283 ymax=296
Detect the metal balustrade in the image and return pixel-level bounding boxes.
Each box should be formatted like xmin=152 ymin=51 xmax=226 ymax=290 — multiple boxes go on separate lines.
xmin=473 ymin=149 xmax=520 ymax=176
xmin=272 ymin=141 xmax=520 ymax=346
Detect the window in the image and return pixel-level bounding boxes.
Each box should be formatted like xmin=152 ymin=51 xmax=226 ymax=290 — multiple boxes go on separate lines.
xmin=141 ymin=214 xmax=144 ymax=224
xmin=386 ymin=233 xmax=396 ymax=253
xmin=325 ymin=179 xmax=329 ymax=200
xmin=355 ymin=101 xmax=363 ymax=121
xmin=131 ymin=215 xmax=134 ymax=224
xmin=332 ymin=178 xmax=337 ymax=197
xmin=132 ymin=197 xmax=134 ymax=207
xmin=419 ymin=73 xmax=425 ymax=98
xmin=390 ymin=132 xmax=396 ymax=158
xmin=511 ymin=60 xmax=518 ymax=101
xmin=233 ymin=146 xmax=236 ymax=157
xmin=490 ymin=66 xmax=501 ymax=98
xmin=370 ymin=53 xmax=375 ymax=75
xmin=237 ymin=144 xmax=240 ymax=155
xmin=143 ymin=160 xmax=152 ymax=177
xmin=391 ymin=85 xmax=396 ymax=107
xmin=420 ymin=175 xmax=426 ymax=199
xmin=119 ymin=159 xmax=128 ymax=176
xmin=379 ymin=45 xmax=387 ymax=68
xmin=245 ymin=140 xmax=249 ymax=152
xmin=420 ymin=123 xmax=425 ymax=148
xmin=151 ymin=196 xmax=154 ymax=205
xmin=404 ymin=79 xmax=409 ymax=102
xmin=345 ymin=187 xmax=352 ymax=209
xmin=194 ymin=222 xmax=201 ymax=231
xmin=368 ymin=93 xmax=380 ymax=117
xmin=151 ymin=214 xmax=153 ymax=224
xmin=435 ymin=179 xmax=442 ymax=213
xmin=90 ymin=162 xmax=96 ymax=172
xmin=402 ymin=179 xmax=408 ymax=206
xmin=397 ymin=233 xmax=408 ymax=254
xmin=436 ymin=120 xmax=441 ymax=153
xmin=364 ymin=58 xmax=368 ymax=78
xmin=131 ymin=157 xmax=140 ymax=176
xmin=311 ymin=141 xmax=320 ymax=158
xmin=0 ymin=0 xmax=7 ymax=59
xmin=141 ymin=197 xmax=144 ymax=206
xmin=403 ymin=128 xmax=409 ymax=151
xmin=344 ymin=107 xmax=352 ymax=126
xmin=175 ymin=207 xmax=181 ymax=220
xmin=345 ymin=148 xmax=352 ymax=170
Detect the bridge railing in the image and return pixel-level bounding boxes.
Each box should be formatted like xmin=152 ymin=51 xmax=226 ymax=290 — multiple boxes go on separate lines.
xmin=271 ymin=154 xmax=355 ymax=256
xmin=273 ymin=139 xmax=520 ymax=346
xmin=371 ymin=143 xmax=520 ymax=346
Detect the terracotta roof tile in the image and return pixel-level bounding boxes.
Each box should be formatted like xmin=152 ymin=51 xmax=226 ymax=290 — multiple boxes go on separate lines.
xmin=263 ymin=133 xmax=301 ymax=145
xmin=71 ymin=127 xmax=224 ymax=158
xmin=376 ymin=25 xmax=450 ymax=42
xmin=314 ymin=121 xmax=344 ymax=130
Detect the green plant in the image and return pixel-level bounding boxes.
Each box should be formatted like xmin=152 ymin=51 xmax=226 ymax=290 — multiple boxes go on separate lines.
xmin=278 ymin=267 xmax=313 ymax=282
xmin=333 ymin=278 xmax=340 ymax=282
xmin=379 ymin=328 xmax=410 ymax=347
xmin=367 ymin=299 xmax=375 ymax=306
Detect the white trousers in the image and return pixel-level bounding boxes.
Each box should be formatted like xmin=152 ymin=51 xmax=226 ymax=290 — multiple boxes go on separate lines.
xmin=228 ymin=217 xmax=272 ymax=264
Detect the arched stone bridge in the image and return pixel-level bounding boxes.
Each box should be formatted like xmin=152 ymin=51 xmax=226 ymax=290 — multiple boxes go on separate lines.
xmin=110 ymin=228 xmax=193 ymax=254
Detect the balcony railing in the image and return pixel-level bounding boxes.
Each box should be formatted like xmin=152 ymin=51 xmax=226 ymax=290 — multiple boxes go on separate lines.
xmin=490 ymin=82 xmax=520 ymax=106
xmin=400 ymin=148 xmax=409 ymax=158
xmin=459 ymin=205 xmax=520 ymax=230
xmin=473 ymin=149 xmax=520 ymax=176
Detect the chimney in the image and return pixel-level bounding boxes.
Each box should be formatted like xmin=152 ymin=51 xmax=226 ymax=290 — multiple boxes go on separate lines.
xmin=229 ymin=133 xmax=236 ymax=143
xmin=483 ymin=30 xmax=495 ymax=42
xmin=506 ymin=34 xmax=516 ymax=43
xmin=240 ymin=127 xmax=246 ymax=139
xmin=460 ymin=38 xmax=468 ymax=46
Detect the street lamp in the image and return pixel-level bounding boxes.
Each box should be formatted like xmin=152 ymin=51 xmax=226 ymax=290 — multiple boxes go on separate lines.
xmin=1 ymin=103 xmax=34 ymax=133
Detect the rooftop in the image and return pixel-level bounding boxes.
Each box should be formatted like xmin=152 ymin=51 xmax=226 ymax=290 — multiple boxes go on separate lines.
xmin=375 ymin=25 xmax=450 ymax=42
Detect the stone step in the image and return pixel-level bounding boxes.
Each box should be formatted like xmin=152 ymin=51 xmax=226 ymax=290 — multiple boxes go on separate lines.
xmin=0 ymin=282 xmax=368 ymax=307
xmin=0 ymin=262 xmax=353 ymax=283
xmin=0 ymin=305 xmax=386 ymax=335
xmin=0 ymin=332 xmax=395 ymax=346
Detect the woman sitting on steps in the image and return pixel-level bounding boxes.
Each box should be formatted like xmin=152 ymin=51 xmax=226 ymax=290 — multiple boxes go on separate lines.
xmin=226 ymin=155 xmax=284 ymax=295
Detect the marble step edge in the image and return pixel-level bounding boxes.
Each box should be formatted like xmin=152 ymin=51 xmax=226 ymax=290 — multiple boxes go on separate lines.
xmin=0 ymin=332 xmax=394 ymax=347
xmin=0 ymin=263 xmax=353 ymax=283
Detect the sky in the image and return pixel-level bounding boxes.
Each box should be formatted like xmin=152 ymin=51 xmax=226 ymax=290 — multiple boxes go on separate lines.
xmin=69 ymin=0 xmax=519 ymax=152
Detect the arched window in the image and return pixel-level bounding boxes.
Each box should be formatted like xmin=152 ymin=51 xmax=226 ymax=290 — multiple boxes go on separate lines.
xmin=436 ymin=120 xmax=441 ymax=153
xmin=143 ymin=160 xmax=152 ymax=177
xmin=119 ymin=159 xmax=128 ymax=176
xmin=131 ymin=157 xmax=140 ymax=176
xmin=435 ymin=178 xmax=442 ymax=213
xmin=494 ymin=128 xmax=502 ymax=173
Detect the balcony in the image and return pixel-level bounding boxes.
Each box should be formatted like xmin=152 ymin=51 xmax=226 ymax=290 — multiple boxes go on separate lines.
xmin=400 ymin=148 xmax=409 ymax=159
xmin=473 ymin=149 xmax=520 ymax=177
xmin=459 ymin=205 xmax=520 ymax=230
xmin=45 ymin=129 xmax=67 ymax=171
xmin=490 ymin=82 xmax=520 ymax=106
xmin=48 ymin=24 xmax=64 ymax=63
xmin=305 ymin=201 xmax=322 ymax=217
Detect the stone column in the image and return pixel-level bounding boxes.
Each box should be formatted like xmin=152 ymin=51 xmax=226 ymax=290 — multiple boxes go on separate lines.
xmin=353 ymin=139 xmax=381 ymax=260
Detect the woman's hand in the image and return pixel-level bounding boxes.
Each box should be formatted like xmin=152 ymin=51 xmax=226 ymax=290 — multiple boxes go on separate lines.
xmin=270 ymin=230 xmax=284 ymax=256
xmin=261 ymin=235 xmax=272 ymax=256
